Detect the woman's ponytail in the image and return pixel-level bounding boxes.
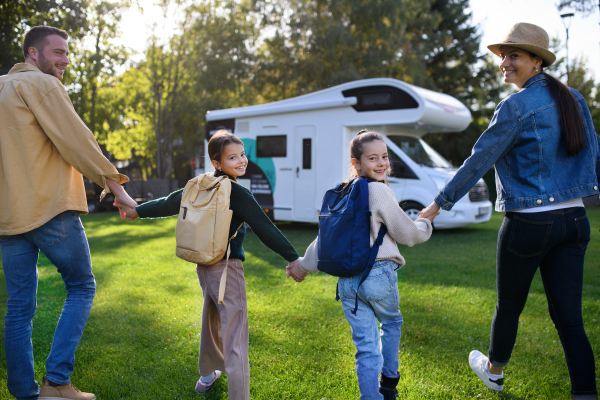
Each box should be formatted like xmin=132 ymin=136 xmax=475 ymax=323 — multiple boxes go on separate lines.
xmin=543 ymin=72 xmax=586 ymax=156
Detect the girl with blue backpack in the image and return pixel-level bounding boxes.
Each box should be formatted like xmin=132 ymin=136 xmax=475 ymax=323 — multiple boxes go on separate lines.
xmin=287 ymin=130 xmax=437 ymax=400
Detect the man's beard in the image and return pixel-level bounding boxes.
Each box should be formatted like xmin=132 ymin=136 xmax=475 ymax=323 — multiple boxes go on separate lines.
xmin=37 ymin=52 xmax=62 ymax=80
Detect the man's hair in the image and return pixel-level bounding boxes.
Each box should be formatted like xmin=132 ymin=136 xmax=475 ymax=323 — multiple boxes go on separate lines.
xmin=22 ymin=26 xmax=69 ymax=60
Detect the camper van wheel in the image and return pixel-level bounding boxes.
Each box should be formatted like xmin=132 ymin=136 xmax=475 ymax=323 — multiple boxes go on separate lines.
xmin=400 ymin=201 xmax=424 ymax=222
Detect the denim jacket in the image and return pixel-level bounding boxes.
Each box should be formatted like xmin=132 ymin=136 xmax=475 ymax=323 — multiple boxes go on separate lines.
xmin=435 ymin=74 xmax=600 ymax=212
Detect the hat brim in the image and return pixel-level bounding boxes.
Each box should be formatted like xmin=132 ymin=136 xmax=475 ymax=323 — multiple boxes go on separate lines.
xmin=487 ymin=42 xmax=556 ymax=67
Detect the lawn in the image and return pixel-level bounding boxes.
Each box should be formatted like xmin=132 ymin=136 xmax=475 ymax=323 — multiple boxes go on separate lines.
xmin=0 ymin=208 xmax=599 ymax=399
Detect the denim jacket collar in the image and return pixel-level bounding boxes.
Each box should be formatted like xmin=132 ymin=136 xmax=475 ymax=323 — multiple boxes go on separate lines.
xmin=521 ymin=74 xmax=546 ymax=90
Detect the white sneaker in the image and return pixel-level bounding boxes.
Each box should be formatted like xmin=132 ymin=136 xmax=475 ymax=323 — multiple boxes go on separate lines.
xmin=469 ymin=350 xmax=504 ymax=392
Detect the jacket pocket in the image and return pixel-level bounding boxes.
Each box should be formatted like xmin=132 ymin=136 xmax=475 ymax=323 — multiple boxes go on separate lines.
xmin=507 ymin=215 xmax=552 ymax=258
xmin=574 ymin=215 xmax=590 ymax=250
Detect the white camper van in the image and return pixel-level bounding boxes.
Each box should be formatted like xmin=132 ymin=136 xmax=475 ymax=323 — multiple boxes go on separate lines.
xmin=204 ymin=78 xmax=493 ymax=229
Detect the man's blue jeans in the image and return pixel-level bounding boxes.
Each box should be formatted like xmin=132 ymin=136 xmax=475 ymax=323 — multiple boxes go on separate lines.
xmin=491 ymin=207 xmax=596 ymax=396
xmin=339 ymin=260 xmax=403 ymax=400
xmin=0 ymin=211 xmax=96 ymax=400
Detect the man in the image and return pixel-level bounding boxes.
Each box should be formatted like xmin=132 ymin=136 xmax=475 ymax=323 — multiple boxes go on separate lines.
xmin=0 ymin=26 xmax=138 ymax=400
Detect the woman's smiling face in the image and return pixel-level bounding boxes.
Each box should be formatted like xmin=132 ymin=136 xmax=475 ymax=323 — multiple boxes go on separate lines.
xmin=499 ymin=45 xmax=543 ymax=89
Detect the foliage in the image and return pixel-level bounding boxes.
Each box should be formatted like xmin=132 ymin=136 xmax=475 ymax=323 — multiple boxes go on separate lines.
xmin=557 ymin=0 xmax=599 ymax=15
xmin=95 ymin=68 xmax=156 ymax=178
xmin=253 ymin=0 xmax=438 ymax=99
xmin=0 ymin=210 xmax=599 ymax=398
xmin=4 ymin=0 xmax=599 ymax=185
xmin=67 ymin=0 xmax=130 ymax=139
xmin=0 ymin=0 xmax=89 ymax=75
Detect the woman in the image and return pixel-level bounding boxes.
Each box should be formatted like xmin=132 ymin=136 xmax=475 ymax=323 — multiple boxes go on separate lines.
xmin=420 ymin=22 xmax=599 ymax=399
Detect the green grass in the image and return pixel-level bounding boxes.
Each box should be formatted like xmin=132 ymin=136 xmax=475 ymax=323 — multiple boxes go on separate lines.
xmin=0 ymin=209 xmax=599 ymax=399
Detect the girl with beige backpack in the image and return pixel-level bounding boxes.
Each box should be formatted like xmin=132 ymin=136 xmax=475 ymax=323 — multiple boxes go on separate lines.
xmin=117 ymin=130 xmax=300 ymax=400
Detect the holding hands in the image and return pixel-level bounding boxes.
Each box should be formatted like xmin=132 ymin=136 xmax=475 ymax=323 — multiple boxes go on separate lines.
xmin=115 ymin=204 xmax=139 ymax=220
xmin=105 ymin=179 xmax=138 ymax=220
xmin=419 ymin=202 xmax=441 ymax=223
xmin=286 ymin=259 xmax=308 ymax=282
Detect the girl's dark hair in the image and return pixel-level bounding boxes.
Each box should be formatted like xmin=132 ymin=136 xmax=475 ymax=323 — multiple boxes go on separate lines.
xmin=345 ymin=129 xmax=388 ymax=182
xmin=207 ymin=130 xmax=243 ymax=163
xmin=541 ymin=72 xmax=586 ymax=156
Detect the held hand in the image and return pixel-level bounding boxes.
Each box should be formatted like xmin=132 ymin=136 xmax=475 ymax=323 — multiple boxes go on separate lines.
xmin=105 ymin=179 xmax=137 ymax=219
xmin=113 ymin=191 xmax=138 ymax=210
xmin=286 ymin=260 xmax=307 ymax=282
xmin=117 ymin=205 xmax=139 ymax=221
xmin=419 ymin=202 xmax=441 ymax=223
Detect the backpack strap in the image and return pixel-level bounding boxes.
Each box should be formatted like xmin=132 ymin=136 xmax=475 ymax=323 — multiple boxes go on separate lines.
xmin=350 ymin=223 xmax=388 ymax=315
xmin=218 ymin=221 xmax=245 ymax=304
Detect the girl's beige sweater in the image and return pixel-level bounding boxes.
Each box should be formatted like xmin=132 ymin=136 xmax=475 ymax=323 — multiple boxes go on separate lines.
xmin=299 ymin=182 xmax=433 ymax=273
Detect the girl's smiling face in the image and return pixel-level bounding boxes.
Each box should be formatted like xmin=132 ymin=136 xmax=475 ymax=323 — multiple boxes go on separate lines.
xmin=499 ymin=45 xmax=542 ymax=89
xmin=352 ymin=140 xmax=390 ymax=182
xmin=212 ymin=143 xmax=247 ymax=178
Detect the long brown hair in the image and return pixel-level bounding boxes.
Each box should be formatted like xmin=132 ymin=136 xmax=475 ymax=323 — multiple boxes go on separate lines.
xmin=207 ymin=130 xmax=243 ymax=163
xmin=542 ymin=72 xmax=586 ymax=156
xmin=345 ymin=129 xmax=388 ymax=183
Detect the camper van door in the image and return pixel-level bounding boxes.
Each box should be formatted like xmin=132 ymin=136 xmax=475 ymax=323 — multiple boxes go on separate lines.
xmin=293 ymin=125 xmax=317 ymax=221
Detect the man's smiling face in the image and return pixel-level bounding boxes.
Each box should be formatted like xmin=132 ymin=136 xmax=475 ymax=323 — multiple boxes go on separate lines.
xmin=36 ymin=34 xmax=70 ymax=80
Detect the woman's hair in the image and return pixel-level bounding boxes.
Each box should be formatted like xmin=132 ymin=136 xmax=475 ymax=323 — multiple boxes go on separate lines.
xmin=345 ymin=129 xmax=388 ymax=183
xmin=207 ymin=130 xmax=243 ymax=163
xmin=541 ymin=72 xmax=586 ymax=156
xmin=526 ymin=50 xmax=586 ymax=156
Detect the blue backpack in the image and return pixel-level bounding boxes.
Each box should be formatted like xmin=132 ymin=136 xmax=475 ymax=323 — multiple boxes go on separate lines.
xmin=317 ymin=177 xmax=387 ymax=314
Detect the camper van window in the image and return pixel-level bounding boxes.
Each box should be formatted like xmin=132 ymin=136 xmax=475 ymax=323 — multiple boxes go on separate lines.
xmin=388 ymin=136 xmax=452 ymax=169
xmin=388 ymin=148 xmax=418 ymax=179
xmin=257 ymin=135 xmax=287 ymax=158
xmin=362 ymin=92 xmax=392 ymax=107
xmin=302 ymin=138 xmax=312 ymax=169
xmin=342 ymin=85 xmax=418 ymax=112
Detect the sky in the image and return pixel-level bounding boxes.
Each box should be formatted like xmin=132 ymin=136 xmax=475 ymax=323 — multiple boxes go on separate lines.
xmin=117 ymin=0 xmax=600 ymax=82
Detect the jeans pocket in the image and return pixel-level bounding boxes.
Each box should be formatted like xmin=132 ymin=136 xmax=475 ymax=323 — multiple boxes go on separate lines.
xmin=359 ymin=270 xmax=392 ymax=301
xmin=574 ymin=215 xmax=590 ymax=250
xmin=507 ymin=215 xmax=552 ymax=257
xmin=33 ymin=214 xmax=67 ymax=245
xmin=339 ymin=277 xmax=355 ymax=301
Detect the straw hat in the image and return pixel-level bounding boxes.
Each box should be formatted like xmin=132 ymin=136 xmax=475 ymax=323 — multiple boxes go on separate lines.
xmin=487 ymin=22 xmax=556 ymax=67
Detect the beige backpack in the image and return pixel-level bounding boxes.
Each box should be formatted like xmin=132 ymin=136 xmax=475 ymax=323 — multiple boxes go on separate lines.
xmin=176 ymin=173 xmax=242 ymax=304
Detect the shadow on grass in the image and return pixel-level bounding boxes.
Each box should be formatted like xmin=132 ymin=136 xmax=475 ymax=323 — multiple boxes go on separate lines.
xmin=0 ymin=209 xmax=597 ymax=398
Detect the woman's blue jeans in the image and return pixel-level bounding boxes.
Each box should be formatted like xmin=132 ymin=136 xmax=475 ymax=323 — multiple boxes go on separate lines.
xmin=490 ymin=207 xmax=596 ymax=396
xmin=0 ymin=211 xmax=96 ymax=400
xmin=339 ymin=259 xmax=403 ymax=400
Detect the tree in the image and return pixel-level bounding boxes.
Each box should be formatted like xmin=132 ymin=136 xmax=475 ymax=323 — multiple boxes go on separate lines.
xmin=557 ymin=0 xmax=599 ymax=15
xmin=97 ymin=68 xmax=156 ymax=178
xmin=253 ymin=0 xmax=436 ymax=99
xmin=67 ymin=0 xmax=130 ymax=139
xmin=0 ymin=0 xmax=89 ymax=74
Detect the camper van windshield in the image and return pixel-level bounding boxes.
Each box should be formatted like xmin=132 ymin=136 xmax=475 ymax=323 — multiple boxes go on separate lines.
xmin=388 ymin=136 xmax=452 ymax=169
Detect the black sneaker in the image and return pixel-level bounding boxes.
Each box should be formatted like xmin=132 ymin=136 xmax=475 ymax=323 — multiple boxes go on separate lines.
xmin=379 ymin=373 xmax=400 ymax=399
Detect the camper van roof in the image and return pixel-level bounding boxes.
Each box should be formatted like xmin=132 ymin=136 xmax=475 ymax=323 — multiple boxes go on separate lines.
xmin=206 ymin=78 xmax=471 ymax=134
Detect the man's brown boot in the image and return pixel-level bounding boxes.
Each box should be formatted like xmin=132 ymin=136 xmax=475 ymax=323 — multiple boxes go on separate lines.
xmin=38 ymin=376 xmax=95 ymax=400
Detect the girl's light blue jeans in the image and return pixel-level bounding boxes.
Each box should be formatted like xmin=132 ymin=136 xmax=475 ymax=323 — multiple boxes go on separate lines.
xmin=339 ymin=259 xmax=403 ymax=400
xmin=0 ymin=211 xmax=96 ymax=400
